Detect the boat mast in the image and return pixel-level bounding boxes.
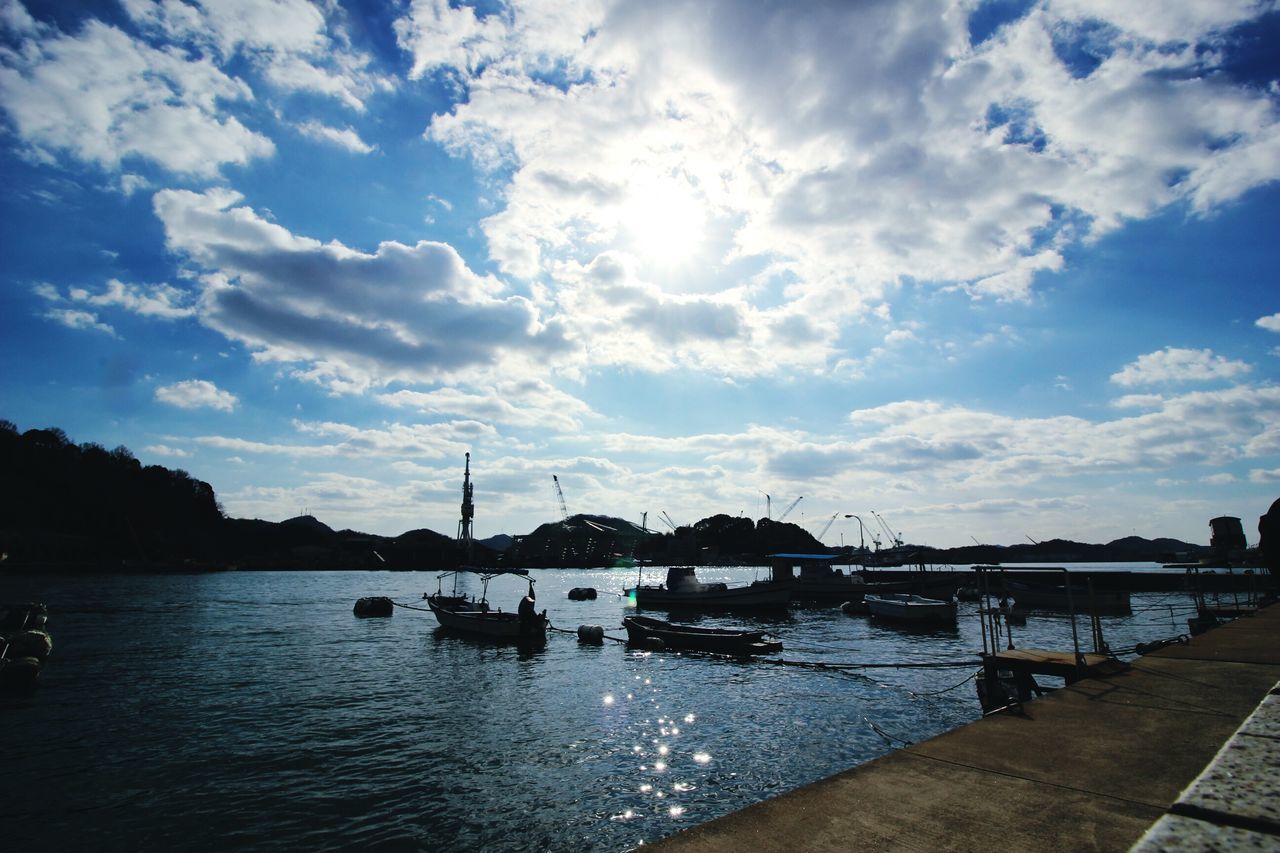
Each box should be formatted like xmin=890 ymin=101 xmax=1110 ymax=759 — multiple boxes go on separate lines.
xmin=457 ymin=451 xmax=474 ymax=563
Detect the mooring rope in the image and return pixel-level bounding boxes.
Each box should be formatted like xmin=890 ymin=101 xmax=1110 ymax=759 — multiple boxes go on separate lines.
xmin=390 ymin=600 xmax=434 ymax=613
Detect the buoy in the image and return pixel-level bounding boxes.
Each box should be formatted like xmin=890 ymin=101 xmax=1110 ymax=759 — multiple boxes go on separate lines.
xmin=353 ymin=596 xmax=394 ymax=617
xmin=841 ymin=600 xmax=868 ymax=615
xmin=567 ymin=587 xmax=598 ymax=601
xmin=641 ymin=636 xmax=664 ymax=651
xmin=577 ymin=624 xmax=605 ymax=644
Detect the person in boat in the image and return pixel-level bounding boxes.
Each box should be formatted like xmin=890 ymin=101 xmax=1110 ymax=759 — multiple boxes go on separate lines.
xmin=518 ymin=583 xmax=538 ymax=627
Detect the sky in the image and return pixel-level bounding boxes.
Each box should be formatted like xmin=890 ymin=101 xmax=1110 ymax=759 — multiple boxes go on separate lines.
xmin=2 ymin=0 xmax=1279 ymax=549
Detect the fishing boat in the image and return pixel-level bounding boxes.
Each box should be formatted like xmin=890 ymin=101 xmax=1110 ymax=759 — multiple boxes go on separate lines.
xmin=1 ymin=602 xmax=52 ymax=687
xmin=1004 ymin=581 xmax=1131 ymax=614
xmin=769 ymin=553 xmax=867 ymax=604
xmin=425 ymin=571 xmax=547 ymax=642
xmin=626 ymin=566 xmax=791 ymax=609
xmin=863 ymin=592 xmax=957 ymax=624
xmin=623 ymin=615 xmax=782 ymax=655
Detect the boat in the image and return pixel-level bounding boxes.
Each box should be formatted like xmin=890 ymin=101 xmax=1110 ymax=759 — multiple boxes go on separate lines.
xmin=863 ymin=593 xmax=957 ymax=624
xmin=1004 ymin=581 xmax=1131 ymax=614
xmin=625 ymin=566 xmax=791 ymax=609
xmin=769 ymin=553 xmax=867 ymax=604
xmin=622 ymin=615 xmax=782 ymax=655
xmin=425 ymin=571 xmax=547 ymax=643
xmin=1 ymin=602 xmax=52 ymax=687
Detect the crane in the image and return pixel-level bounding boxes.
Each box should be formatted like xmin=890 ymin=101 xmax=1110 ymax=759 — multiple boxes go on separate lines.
xmin=552 ymin=475 xmax=569 ymax=521
xmin=661 ymin=511 xmax=680 ymax=531
xmin=815 ymin=512 xmax=844 ymax=541
xmin=871 ymin=511 xmax=902 ymax=548
xmin=777 ymin=495 xmax=803 ymax=522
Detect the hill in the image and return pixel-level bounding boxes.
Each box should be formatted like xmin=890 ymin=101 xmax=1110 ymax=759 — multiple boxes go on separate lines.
xmin=0 ymin=418 xmax=1212 ymax=572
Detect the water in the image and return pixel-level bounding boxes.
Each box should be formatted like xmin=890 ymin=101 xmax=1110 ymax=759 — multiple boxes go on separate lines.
xmin=1 ymin=565 xmax=1199 ymax=850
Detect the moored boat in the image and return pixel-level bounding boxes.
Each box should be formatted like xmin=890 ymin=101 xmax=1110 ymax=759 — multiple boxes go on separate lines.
xmin=769 ymin=553 xmax=867 ymax=604
xmin=864 ymin=592 xmax=957 ymax=624
xmin=425 ymin=571 xmax=547 ymax=643
xmin=626 ymin=566 xmax=791 ymax=609
xmin=1 ymin=602 xmax=52 ymax=687
xmin=623 ymin=615 xmax=782 ymax=655
xmin=1004 ymin=581 xmax=1131 ymax=614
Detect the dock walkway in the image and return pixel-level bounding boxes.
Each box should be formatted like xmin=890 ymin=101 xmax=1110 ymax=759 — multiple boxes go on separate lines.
xmin=653 ymin=603 xmax=1279 ymax=851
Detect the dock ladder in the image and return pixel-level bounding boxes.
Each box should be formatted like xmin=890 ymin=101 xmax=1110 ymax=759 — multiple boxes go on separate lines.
xmin=975 ymin=566 xmax=1127 ymax=715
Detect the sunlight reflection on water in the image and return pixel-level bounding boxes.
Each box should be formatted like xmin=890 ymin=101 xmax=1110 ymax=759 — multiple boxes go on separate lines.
xmin=0 ymin=566 xmax=1197 ymax=850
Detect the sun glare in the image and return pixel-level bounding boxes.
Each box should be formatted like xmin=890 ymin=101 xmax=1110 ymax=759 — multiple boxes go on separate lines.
xmin=618 ymin=178 xmax=707 ymax=268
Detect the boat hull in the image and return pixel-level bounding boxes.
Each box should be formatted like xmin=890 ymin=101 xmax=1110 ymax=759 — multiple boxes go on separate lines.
xmin=427 ymin=598 xmax=547 ymax=642
xmin=864 ymin=593 xmax=957 ymax=623
xmin=1005 ymin=583 xmax=1132 ymax=614
xmin=627 ymin=582 xmax=791 ymax=610
xmin=623 ymin=616 xmax=782 ymax=655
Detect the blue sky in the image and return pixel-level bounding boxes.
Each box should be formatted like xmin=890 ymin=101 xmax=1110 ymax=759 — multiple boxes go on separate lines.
xmin=2 ymin=0 xmax=1278 ymax=548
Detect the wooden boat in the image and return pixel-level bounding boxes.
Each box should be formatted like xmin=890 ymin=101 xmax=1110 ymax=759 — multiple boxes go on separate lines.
xmin=864 ymin=593 xmax=957 ymax=624
xmin=426 ymin=571 xmax=547 ymax=643
xmin=623 ymin=615 xmax=782 ymax=655
xmin=626 ymin=566 xmax=791 ymax=609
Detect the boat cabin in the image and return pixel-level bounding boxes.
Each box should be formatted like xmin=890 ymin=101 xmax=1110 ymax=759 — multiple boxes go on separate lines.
xmin=661 ymin=566 xmax=727 ymax=591
xmin=767 ymin=553 xmax=857 ymax=582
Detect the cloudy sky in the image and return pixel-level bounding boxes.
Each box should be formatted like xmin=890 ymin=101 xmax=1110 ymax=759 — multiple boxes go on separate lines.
xmin=2 ymin=0 xmax=1278 ymax=549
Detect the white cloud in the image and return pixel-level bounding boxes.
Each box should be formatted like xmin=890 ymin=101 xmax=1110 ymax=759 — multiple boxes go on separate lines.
xmin=297 ymin=121 xmax=374 ymax=154
xmin=1250 ymin=468 xmax=1280 ymax=483
xmin=68 ymin=279 xmax=196 ymax=320
xmin=144 ymin=444 xmax=190 ymax=458
xmin=408 ymin=0 xmax=1279 ymax=377
xmin=123 ymin=0 xmax=390 ymax=111
xmin=378 ymin=379 xmax=595 ymax=432
xmin=152 ymin=188 xmax=572 ymax=390
xmin=0 ymin=18 xmax=273 ymax=177
xmin=43 ymin=308 xmax=115 ymax=336
xmin=1257 ymin=313 xmax=1280 ymax=333
xmin=1111 ymin=347 xmax=1252 ymax=387
xmin=155 ymin=379 xmax=239 ymax=412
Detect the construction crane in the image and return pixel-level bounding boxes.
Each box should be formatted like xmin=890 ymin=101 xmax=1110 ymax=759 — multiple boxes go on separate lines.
xmin=777 ymin=495 xmax=803 ymax=522
xmin=661 ymin=511 xmax=680 ymax=531
xmin=552 ymin=475 xmax=569 ymax=521
xmin=815 ymin=512 xmax=853 ymax=542
xmin=871 ymin=511 xmax=903 ymax=548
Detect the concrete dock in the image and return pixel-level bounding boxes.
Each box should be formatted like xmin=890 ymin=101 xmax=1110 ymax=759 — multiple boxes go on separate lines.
xmin=653 ymin=603 xmax=1279 ymax=851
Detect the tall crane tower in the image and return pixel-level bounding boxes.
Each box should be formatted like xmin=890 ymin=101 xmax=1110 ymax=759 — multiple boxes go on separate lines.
xmin=457 ymin=452 xmax=474 ymax=561
xmin=552 ymin=475 xmax=569 ymax=521
xmin=777 ymin=495 xmax=803 ymax=522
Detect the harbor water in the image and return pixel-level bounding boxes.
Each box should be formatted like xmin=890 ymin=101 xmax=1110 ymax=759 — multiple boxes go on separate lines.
xmin=1 ymin=565 xmax=1204 ymax=850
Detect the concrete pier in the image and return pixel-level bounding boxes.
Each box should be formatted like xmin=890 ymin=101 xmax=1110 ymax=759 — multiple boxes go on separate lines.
xmin=652 ymin=603 xmax=1279 ymax=851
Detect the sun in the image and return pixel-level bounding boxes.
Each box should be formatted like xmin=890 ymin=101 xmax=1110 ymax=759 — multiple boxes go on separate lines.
xmin=616 ymin=177 xmax=707 ymax=269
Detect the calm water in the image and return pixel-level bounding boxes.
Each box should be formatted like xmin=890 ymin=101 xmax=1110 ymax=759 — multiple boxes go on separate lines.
xmin=1 ymin=565 xmax=1199 ymax=850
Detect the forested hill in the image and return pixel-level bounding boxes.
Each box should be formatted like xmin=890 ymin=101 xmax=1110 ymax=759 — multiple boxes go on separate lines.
xmin=2 ymin=419 xmax=1212 ymax=572
xmin=0 ymin=421 xmax=463 ymax=571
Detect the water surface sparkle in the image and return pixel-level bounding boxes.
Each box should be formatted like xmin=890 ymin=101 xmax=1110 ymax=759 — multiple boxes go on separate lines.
xmin=0 ymin=566 xmax=1196 ymax=850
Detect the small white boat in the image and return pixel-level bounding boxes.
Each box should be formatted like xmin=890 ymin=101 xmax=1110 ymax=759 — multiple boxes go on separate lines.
xmin=863 ymin=592 xmax=957 ymax=624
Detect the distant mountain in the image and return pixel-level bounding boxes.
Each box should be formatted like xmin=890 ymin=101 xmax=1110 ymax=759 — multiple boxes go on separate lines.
xmin=0 ymin=417 xmax=1221 ymax=572
xmin=478 ymin=534 xmax=514 ymax=552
